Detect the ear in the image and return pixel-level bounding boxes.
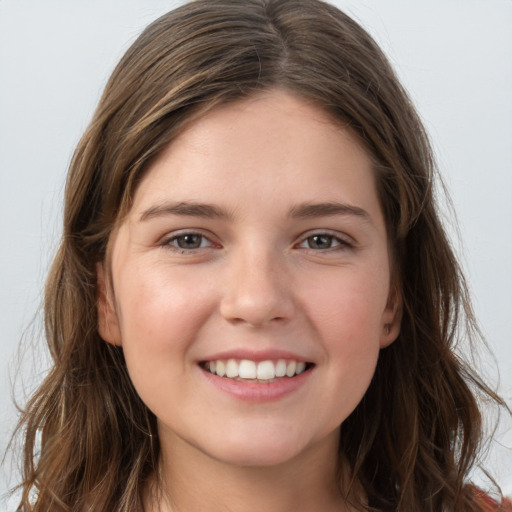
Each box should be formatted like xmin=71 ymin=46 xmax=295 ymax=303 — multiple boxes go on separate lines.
xmin=96 ymin=263 xmax=122 ymax=346
xmin=380 ymin=284 xmax=402 ymax=348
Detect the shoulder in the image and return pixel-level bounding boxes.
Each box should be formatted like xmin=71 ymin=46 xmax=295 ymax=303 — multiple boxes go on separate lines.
xmin=469 ymin=485 xmax=512 ymax=511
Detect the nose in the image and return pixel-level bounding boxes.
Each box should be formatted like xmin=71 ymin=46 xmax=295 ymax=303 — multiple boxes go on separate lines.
xmin=219 ymin=246 xmax=295 ymax=327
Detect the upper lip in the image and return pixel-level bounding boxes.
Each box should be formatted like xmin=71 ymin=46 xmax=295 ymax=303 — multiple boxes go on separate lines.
xmin=199 ymin=349 xmax=312 ymax=363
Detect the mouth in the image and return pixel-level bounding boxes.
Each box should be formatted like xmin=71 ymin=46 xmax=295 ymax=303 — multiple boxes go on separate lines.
xmin=199 ymin=359 xmax=315 ymax=383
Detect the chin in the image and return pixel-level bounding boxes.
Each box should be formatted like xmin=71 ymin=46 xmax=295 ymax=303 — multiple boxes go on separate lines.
xmin=212 ymin=442 xmax=305 ymax=468
xmin=201 ymin=425 xmax=328 ymax=468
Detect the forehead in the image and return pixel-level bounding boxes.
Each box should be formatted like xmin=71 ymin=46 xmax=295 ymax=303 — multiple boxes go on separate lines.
xmin=130 ymin=90 xmax=382 ymax=226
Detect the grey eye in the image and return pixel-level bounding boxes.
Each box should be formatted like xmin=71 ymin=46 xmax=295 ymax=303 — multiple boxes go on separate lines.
xmin=306 ymin=235 xmax=335 ymax=249
xmin=173 ymin=234 xmax=205 ymax=249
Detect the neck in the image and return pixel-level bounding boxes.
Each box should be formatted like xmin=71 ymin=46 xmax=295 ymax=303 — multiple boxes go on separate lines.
xmin=146 ymin=428 xmax=355 ymax=512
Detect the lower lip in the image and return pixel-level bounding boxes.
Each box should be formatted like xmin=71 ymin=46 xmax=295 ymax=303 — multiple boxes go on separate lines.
xmin=200 ymin=367 xmax=312 ymax=402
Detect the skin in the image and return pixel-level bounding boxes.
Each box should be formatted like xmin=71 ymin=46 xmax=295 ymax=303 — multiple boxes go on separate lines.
xmin=98 ymin=90 xmax=401 ymax=511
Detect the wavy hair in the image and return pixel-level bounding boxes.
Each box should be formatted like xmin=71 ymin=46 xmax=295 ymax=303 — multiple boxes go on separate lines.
xmin=13 ymin=0 xmax=505 ymax=510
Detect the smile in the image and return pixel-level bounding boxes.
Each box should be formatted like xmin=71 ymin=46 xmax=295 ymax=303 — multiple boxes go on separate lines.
xmin=201 ymin=359 xmax=311 ymax=382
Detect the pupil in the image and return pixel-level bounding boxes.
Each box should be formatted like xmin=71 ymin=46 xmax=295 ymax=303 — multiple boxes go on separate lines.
xmin=310 ymin=235 xmax=332 ymax=249
xmin=178 ymin=234 xmax=201 ymax=249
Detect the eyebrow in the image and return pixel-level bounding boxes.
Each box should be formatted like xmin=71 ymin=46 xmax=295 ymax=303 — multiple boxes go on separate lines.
xmin=139 ymin=200 xmax=371 ymax=223
xmin=139 ymin=201 xmax=232 ymax=222
xmin=287 ymin=201 xmax=371 ymax=222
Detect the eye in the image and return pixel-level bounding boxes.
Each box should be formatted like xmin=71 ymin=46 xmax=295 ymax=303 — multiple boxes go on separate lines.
xmin=164 ymin=232 xmax=213 ymax=251
xmin=297 ymin=233 xmax=351 ymax=250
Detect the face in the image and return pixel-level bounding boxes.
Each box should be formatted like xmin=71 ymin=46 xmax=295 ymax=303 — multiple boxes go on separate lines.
xmin=98 ymin=90 xmax=401 ymax=469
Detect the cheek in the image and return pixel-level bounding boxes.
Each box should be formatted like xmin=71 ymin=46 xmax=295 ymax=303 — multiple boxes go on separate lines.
xmin=114 ymin=263 xmax=218 ymax=360
xmin=304 ymin=264 xmax=390 ymax=340
xmin=301 ymin=264 xmax=388 ymax=400
xmin=112 ymin=264 xmax=220 ymax=417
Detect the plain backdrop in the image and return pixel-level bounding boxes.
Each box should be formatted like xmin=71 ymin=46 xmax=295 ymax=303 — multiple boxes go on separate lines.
xmin=1 ymin=0 xmax=511 ymax=506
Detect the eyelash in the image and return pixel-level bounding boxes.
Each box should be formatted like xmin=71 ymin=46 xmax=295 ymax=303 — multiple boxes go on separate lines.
xmin=161 ymin=231 xmax=215 ymax=252
xmin=296 ymin=232 xmax=353 ymax=251
xmin=161 ymin=230 xmax=353 ymax=253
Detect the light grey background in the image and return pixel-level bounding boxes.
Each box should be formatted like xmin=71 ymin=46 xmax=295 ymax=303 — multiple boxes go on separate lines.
xmin=1 ymin=0 xmax=511 ymax=505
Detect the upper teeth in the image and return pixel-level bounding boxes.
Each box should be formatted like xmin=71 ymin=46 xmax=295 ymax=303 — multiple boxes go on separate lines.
xmin=206 ymin=359 xmax=307 ymax=381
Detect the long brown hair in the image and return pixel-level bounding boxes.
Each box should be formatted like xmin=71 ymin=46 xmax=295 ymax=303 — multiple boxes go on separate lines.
xmin=13 ymin=0 xmax=506 ymax=510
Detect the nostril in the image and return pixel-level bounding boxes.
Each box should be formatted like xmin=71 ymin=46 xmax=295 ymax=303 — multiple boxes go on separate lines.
xmin=219 ymin=266 xmax=295 ymax=326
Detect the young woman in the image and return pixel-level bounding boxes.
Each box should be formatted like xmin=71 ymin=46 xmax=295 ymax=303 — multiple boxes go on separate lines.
xmin=11 ymin=0 xmax=511 ymax=510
